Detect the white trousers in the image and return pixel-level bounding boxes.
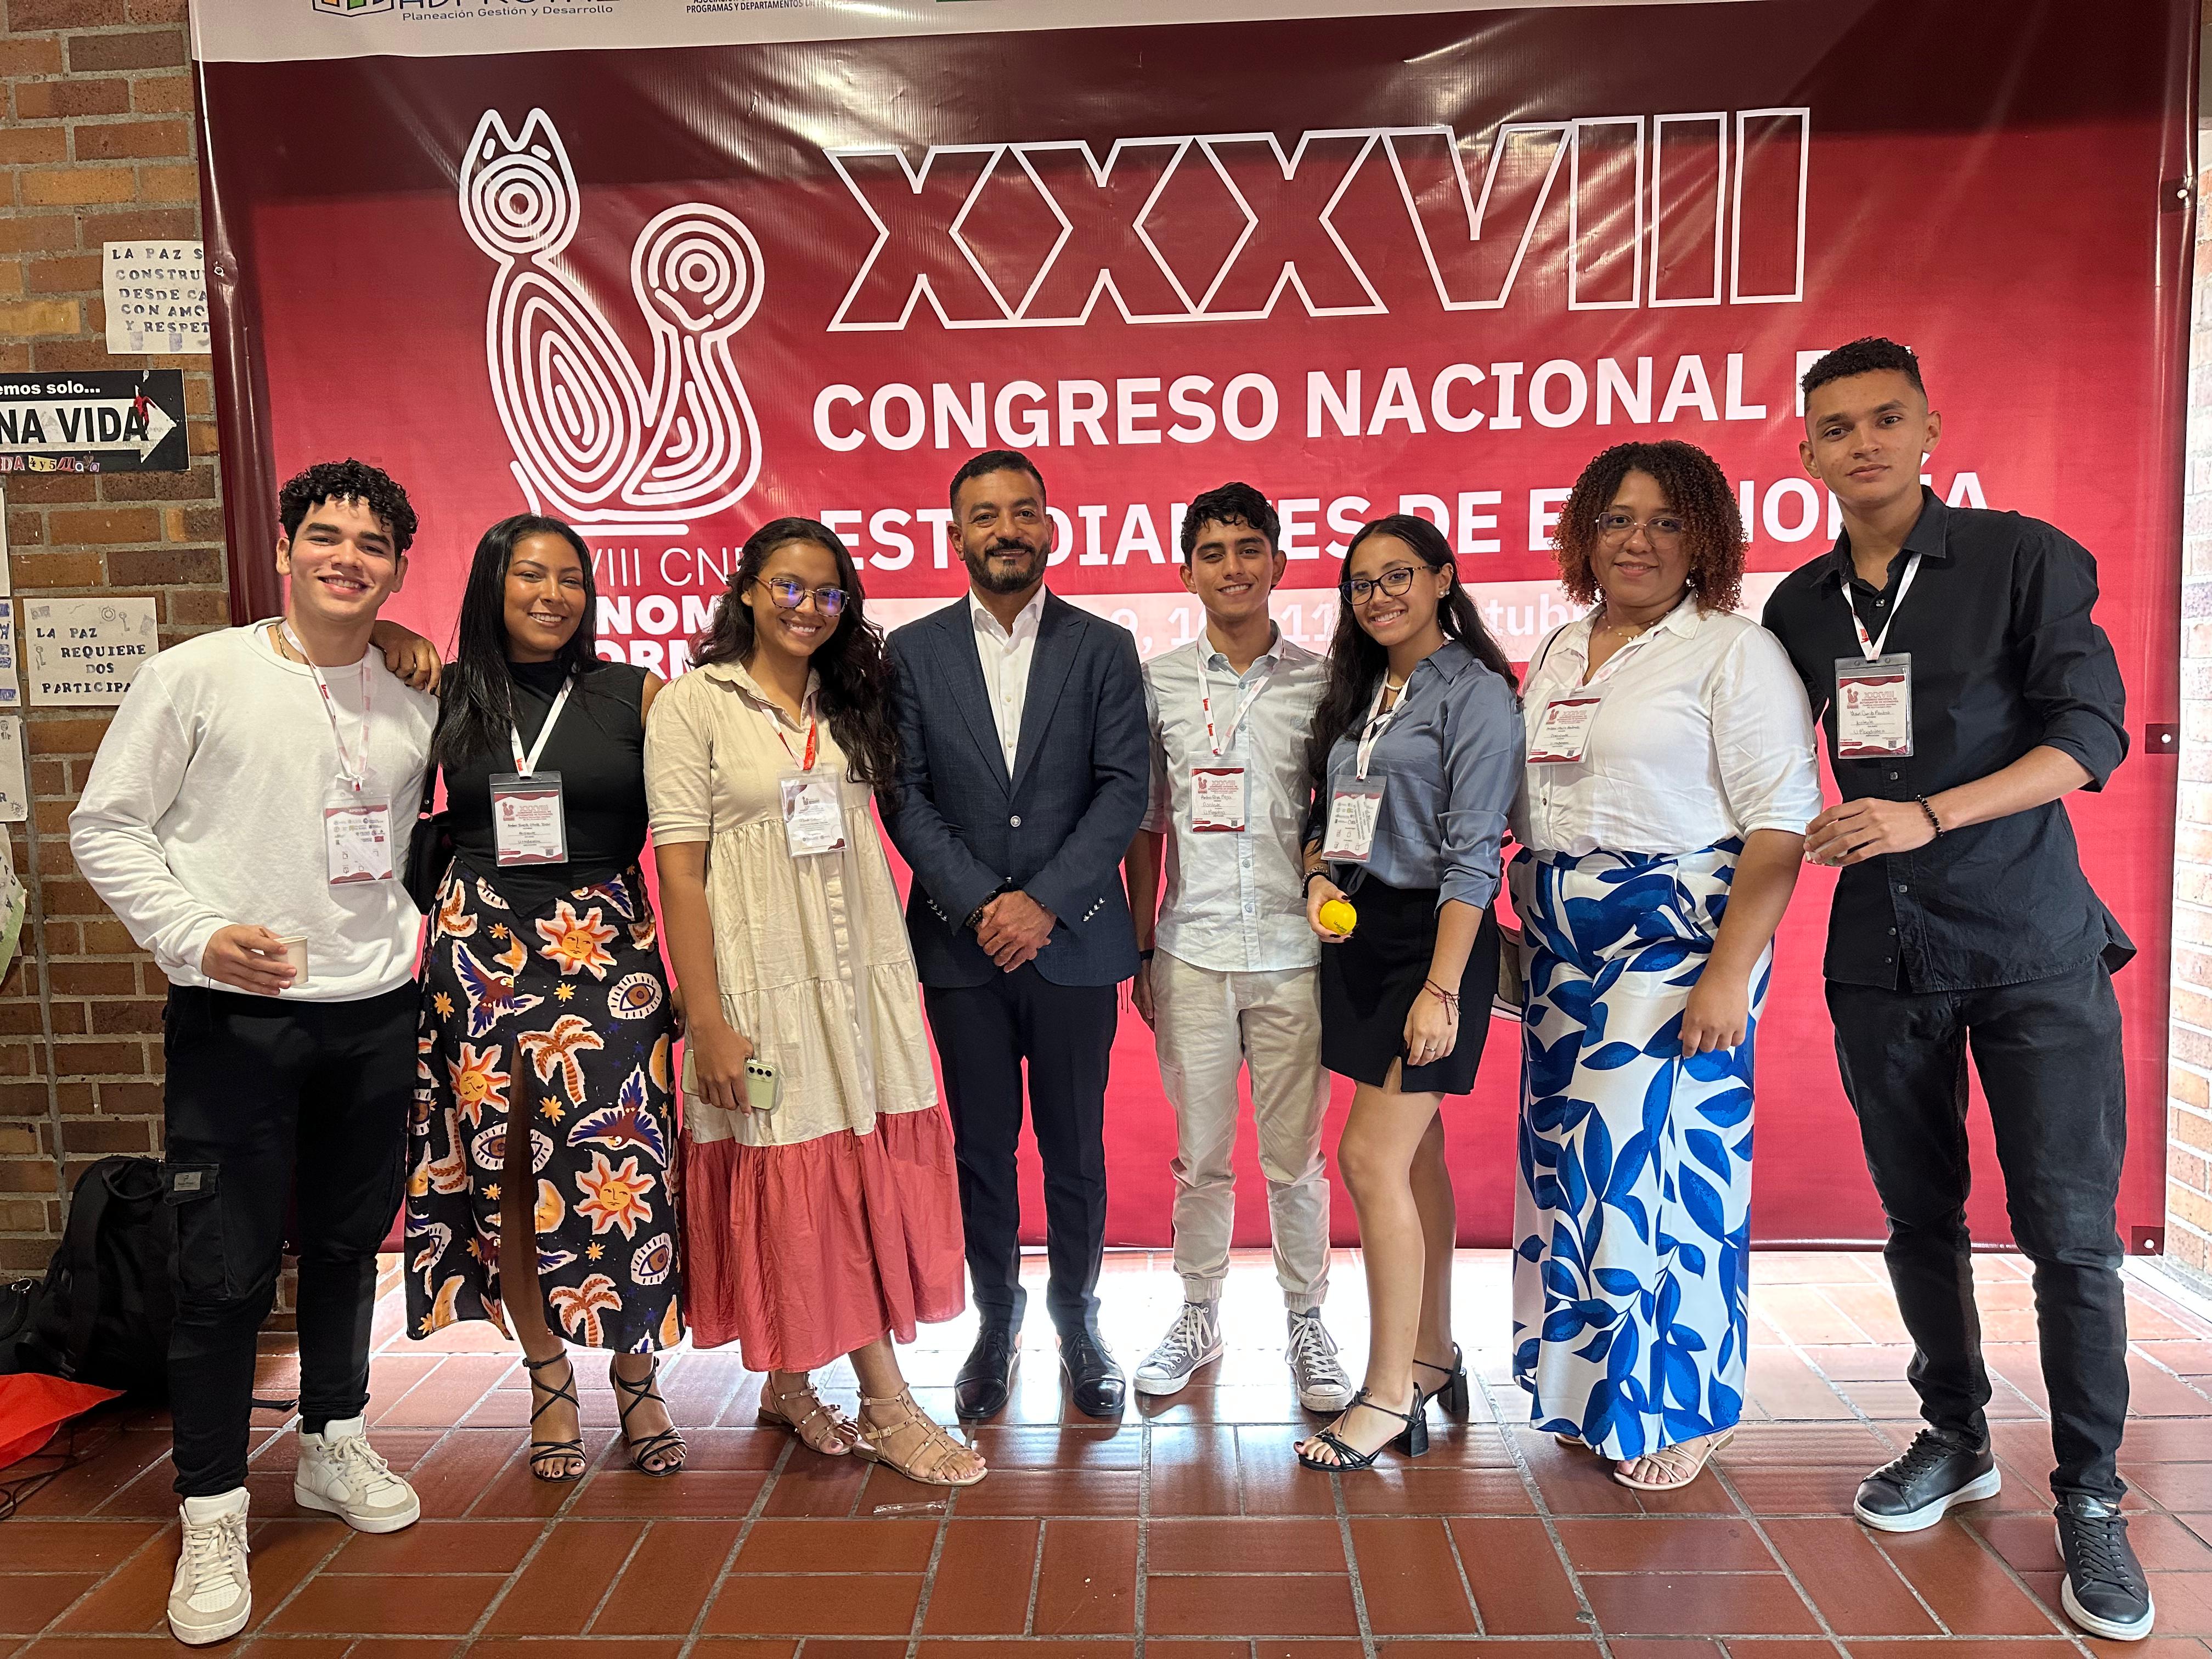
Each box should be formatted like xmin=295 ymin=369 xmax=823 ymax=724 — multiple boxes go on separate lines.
xmin=1151 ymin=952 xmax=1331 ymax=1311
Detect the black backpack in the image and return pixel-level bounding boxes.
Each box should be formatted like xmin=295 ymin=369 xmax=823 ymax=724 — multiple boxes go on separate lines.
xmin=0 ymin=1156 xmax=172 ymax=1397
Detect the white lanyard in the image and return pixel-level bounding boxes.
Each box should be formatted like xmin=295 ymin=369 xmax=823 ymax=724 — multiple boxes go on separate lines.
xmin=1844 ymin=551 xmax=1922 ymax=660
xmin=1198 ymin=645 xmax=1273 ymax=758
xmin=508 ymin=678 xmax=574 ymax=777
xmin=1354 ymin=673 xmax=1405 ymax=782
xmin=280 ymin=623 xmax=371 ymax=794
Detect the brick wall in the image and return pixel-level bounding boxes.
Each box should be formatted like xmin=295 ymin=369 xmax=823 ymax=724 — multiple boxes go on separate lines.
xmin=0 ymin=0 xmax=229 ymax=1277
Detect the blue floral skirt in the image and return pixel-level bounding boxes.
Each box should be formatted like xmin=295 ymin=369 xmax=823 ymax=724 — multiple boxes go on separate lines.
xmin=1509 ymin=840 xmax=1759 ymax=1459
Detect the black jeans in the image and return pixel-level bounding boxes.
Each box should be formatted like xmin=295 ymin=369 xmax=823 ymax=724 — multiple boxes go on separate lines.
xmin=163 ymin=983 xmax=415 ymax=1497
xmin=1826 ymin=960 xmax=2129 ymax=1500
xmin=923 ymin=967 xmax=1118 ymax=1338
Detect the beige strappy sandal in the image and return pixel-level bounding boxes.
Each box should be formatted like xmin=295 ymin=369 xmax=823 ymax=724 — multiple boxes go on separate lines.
xmin=1612 ymin=1427 xmax=1735 ymax=1491
xmin=758 ymin=1376 xmax=864 ymax=1455
xmin=854 ymin=1387 xmax=988 ymax=1488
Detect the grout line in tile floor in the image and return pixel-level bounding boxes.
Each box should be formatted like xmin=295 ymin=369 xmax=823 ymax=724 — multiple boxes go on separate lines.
xmin=900 ymin=1468 xmax=957 ymax=1659
xmin=1020 ymin=1511 xmax=1047 ymax=1637
xmin=1133 ymin=1403 xmax=1154 ymax=1657
xmin=1328 ymin=1438 xmax=1381 ymax=1659
xmin=673 ymin=1419 xmax=792 ymax=1659
xmin=1477 ymin=1368 xmax=1611 ymax=1659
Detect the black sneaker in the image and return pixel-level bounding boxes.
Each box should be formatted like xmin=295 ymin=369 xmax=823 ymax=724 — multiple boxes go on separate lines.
xmin=1853 ymin=1429 xmax=2001 ymax=1532
xmin=2056 ymin=1494 xmax=2155 ymax=1641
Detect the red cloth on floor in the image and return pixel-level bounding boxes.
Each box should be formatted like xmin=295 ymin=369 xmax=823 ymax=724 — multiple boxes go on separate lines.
xmin=0 ymin=1374 xmax=121 ymax=1469
xmin=680 ymin=1107 xmax=967 ymax=1373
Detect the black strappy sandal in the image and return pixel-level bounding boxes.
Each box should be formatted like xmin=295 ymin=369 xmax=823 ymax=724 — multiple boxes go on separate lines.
xmin=1295 ymin=1386 xmax=1429 ymax=1471
xmin=523 ymin=1351 xmax=586 ymax=1483
xmin=610 ymin=1357 xmax=686 ymax=1477
xmin=1414 ymin=1342 xmax=1470 ymax=1418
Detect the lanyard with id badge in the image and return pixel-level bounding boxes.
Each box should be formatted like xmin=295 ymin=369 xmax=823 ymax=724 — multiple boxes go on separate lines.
xmin=285 ymin=624 xmax=394 ymax=887
xmin=770 ymin=704 xmax=846 ymax=857
xmin=1190 ymin=645 xmax=1272 ymax=833
xmin=1321 ymin=675 xmax=1401 ymax=863
xmin=490 ymin=678 xmax=573 ymax=866
xmin=1525 ymin=614 xmax=1657 ymax=766
xmin=1835 ymin=553 xmax=1921 ymax=759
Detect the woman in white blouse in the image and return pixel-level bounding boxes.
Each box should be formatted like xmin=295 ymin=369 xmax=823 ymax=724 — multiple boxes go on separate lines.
xmin=1509 ymin=441 xmax=1820 ymax=1493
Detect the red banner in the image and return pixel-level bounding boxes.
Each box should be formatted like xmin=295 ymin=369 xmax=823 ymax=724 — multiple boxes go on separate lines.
xmin=193 ymin=0 xmax=2193 ymax=1248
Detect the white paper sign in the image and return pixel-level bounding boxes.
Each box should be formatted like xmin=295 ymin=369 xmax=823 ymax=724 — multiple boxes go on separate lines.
xmin=0 ymin=718 xmax=27 ymax=823
xmin=0 ymin=600 xmax=19 ymax=710
xmin=103 ymin=241 xmax=210 ymax=356
xmin=26 ymin=597 xmax=159 ymax=706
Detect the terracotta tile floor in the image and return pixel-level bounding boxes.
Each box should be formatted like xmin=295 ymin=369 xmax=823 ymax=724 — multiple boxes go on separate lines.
xmin=6 ymin=1248 xmax=2212 ymax=1657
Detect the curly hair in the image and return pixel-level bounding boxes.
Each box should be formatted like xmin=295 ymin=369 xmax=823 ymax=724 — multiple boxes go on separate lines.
xmin=1551 ymin=439 xmax=1743 ymax=615
xmin=693 ymin=517 xmax=902 ymax=793
xmin=278 ymin=458 xmax=419 ymax=555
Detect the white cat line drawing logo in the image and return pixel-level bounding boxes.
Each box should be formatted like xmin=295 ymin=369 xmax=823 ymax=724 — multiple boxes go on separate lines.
xmin=458 ymin=108 xmax=764 ymax=537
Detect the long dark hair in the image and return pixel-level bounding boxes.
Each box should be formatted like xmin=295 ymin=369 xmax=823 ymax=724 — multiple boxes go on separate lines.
xmin=431 ymin=514 xmax=607 ymax=774
xmin=1305 ymin=514 xmax=1517 ymax=792
xmin=692 ymin=517 xmax=901 ymax=789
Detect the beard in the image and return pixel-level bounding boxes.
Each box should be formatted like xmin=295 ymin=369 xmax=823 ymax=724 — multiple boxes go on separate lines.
xmin=964 ymin=539 xmax=1045 ymax=595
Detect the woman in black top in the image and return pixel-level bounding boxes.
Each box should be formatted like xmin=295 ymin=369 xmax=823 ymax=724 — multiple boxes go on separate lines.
xmin=406 ymin=515 xmax=685 ymax=1481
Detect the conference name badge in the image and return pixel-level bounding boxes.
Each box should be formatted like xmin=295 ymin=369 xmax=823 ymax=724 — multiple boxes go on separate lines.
xmin=1835 ymin=653 xmax=1914 ymax=759
xmin=1322 ymin=780 xmax=1385 ymax=864
xmin=490 ymin=771 xmax=568 ymax=866
xmin=1189 ymin=766 xmax=1248 ymax=833
xmin=780 ymin=772 xmax=847 ymax=857
xmin=1527 ymin=695 xmax=1603 ymax=765
xmin=324 ymin=799 xmax=396 ymax=886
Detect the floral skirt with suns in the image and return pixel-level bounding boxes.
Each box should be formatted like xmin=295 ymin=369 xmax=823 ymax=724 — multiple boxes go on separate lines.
xmin=406 ymin=860 xmax=684 ymax=1354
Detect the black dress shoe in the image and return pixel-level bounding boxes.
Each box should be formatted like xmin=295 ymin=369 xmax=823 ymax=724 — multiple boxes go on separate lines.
xmin=954 ymin=1327 xmax=1018 ymax=1421
xmin=1853 ymin=1429 xmax=2000 ymax=1532
xmin=1060 ymin=1330 xmax=1126 ymax=1419
xmin=2056 ymin=1493 xmax=2155 ymax=1641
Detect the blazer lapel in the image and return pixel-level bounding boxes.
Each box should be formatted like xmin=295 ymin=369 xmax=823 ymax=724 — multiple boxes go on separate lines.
xmin=1009 ymin=595 xmax=1079 ymax=798
xmin=939 ymin=600 xmax=1013 ymax=789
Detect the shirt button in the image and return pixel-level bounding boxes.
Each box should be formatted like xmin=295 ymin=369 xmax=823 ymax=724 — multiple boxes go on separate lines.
xmin=1887 ymin=771 xmax=1899 ymax=782
xmin=1889 ymin=927 xmax=1897 ymax=936
xmin=1009 ymin=815 xmax=1022 ymax=828
xmin=1895 ymin=883 xmax=1909 ymax=894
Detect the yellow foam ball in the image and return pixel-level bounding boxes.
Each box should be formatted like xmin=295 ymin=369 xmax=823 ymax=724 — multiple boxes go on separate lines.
xmin=1318 ymin=898 xmax=1357 ymax=936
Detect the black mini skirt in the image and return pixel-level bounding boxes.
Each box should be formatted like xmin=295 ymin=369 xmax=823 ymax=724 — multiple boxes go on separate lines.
xmin=1318 ymin=874 xmax=1500 ymax=1094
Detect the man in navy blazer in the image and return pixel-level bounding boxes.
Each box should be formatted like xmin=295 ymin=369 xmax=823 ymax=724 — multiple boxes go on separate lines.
xmin=885 ymin=449 xmax=1149 ymax=1420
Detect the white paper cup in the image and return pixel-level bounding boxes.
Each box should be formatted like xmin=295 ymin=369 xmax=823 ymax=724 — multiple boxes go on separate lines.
xmin=277 ymin=936 xmax=309 ymax=986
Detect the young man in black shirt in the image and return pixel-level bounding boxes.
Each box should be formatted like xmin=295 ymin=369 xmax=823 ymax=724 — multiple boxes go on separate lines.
xmin=1762 ymin=338 xmax=2151 ymax=1643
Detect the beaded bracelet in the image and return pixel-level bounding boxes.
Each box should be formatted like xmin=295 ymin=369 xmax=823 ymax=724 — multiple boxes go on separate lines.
xmin=1915 ymin=795 xmax=1945 ymax=839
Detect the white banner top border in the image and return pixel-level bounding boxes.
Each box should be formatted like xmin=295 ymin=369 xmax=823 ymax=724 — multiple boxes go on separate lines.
xmin=193 ymin=0 xmax=1734 ymax=66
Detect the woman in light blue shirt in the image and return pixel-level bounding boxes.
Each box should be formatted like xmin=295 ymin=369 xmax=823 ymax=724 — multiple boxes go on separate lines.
xmin=1296 ymin=514 xmax=1523 ymax=1470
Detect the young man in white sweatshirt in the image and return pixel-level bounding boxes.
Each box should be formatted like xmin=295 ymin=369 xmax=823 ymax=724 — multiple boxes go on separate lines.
xmin=71 ymin=458 xmax=440 ymax=1646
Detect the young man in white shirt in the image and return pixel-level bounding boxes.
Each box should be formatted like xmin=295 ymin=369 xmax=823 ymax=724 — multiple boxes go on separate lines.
xmin=71 ymin=459 xmax=440 ymax=1646
xmin=1124 ymin=483 xmax=1353 ymax=1412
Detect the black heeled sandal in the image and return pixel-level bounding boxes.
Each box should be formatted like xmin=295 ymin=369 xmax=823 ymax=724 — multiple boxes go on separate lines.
xmin=523 ymin=1351 xmax=586 ymax=1483
xmin=1414 ymin=1343 xmax=1470 ymax=1418
xmin=1295 ymin=1387 xmax=1428 ymax=1470
xmin=611 ymin=1356 xmax=686 ymax=1477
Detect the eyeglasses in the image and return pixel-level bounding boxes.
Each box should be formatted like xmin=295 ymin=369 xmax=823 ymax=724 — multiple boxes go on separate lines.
xmin=1594 ymin=511 xmax=1687 ymax=541
xmin=1340 ymin=565 xmax=1420 ymax=605
xmin=759 ymin=576 xmax=847 ymax=616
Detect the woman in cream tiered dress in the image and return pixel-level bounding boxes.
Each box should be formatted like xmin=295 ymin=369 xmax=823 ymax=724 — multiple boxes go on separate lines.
xmin=646 ymin=516 xmax=981 ymax=1488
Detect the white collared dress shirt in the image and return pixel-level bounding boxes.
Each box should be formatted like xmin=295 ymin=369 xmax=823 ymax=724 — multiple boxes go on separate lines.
xmin=1139 ymin=627 xmax=1325 ymax=973
xmin=1511 ymin=598 xmax=1823 ymax=857
xmin=969 ymin=586 xmax=1047 ymax=772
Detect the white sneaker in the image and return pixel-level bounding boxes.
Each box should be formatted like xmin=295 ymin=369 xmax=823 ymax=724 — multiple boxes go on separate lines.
xmin=1285 ymin=1309 xmax=1356 ymax=1412
xmin=170 ymin=1488 xmax=251 ymax=1646
xmin=1133 ymin=1300 xmax=1224 ymax=1397
xmin=295 ymin=1415 xmax=421 ymax=1533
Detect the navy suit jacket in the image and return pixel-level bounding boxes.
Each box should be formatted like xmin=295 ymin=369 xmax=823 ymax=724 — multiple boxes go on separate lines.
xmin=885 ymin=591 xmax=1148 ymax=989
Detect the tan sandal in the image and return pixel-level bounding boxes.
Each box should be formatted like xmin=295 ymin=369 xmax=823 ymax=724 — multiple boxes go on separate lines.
xmin=758 ymin=1375 xmax=864 ymax=1456
xmin=1612 ymin=1427 xmax=1735 ymax=1492
xmin=854 ymin=1387 xmax=987 ymax=1488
